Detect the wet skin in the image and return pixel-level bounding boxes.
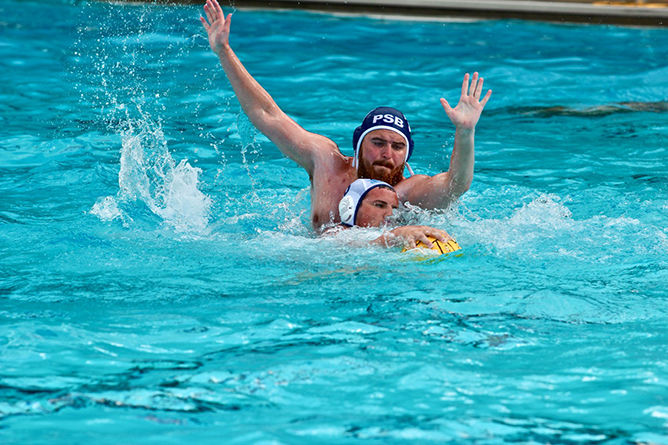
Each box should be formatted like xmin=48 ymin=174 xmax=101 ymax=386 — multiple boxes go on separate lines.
xmin=355 ymin=187 xmax=399 ymax=228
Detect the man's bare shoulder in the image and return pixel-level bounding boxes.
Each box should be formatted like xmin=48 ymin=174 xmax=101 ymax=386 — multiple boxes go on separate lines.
xmin=284 ymin=130 xmax=345 ymax=176
xmin=311 ymin=137 xmax=352 ymax=172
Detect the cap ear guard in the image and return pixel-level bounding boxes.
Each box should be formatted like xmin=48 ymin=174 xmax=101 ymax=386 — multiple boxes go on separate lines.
xmin=338 ymin=195 xmax=356 ymax=226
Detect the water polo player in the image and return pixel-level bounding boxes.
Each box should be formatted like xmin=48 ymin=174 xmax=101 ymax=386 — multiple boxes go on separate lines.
xmin=201 ymin=0 xmax=491 ymax=231
xmin=334 ymin=179 xmax=454 ymax=249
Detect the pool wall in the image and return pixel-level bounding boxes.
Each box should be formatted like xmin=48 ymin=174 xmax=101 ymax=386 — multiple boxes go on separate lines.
xmin=144 ymin=0 xmax=668 ymax=26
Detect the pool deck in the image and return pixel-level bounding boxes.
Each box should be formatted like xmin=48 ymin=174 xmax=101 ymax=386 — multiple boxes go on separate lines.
xmin=196 ymin=0 xmax=668 ymax=26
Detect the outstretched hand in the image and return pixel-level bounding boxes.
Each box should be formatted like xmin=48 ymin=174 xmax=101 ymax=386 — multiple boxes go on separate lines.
xmin=200 ymin=0 xmax=232 ymax=55
xmin=441 ymin=72 xmax=492 ymax=130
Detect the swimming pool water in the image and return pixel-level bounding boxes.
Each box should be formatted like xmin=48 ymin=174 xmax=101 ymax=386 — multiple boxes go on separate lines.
xmin=1 ymin=0 xmax=667 ymax=442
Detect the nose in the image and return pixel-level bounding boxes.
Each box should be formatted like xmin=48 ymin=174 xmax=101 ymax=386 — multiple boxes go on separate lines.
xmin=379 ymin=143 xmax=391 ymax=159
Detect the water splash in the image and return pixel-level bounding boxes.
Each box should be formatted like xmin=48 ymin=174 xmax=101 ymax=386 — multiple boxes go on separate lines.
xmin=451 ymin=194 xmax=574 ymax=256
xmin=73 ymin=2 xmax=215 ymax=234
xmin=91 ymin=112 xmax=211 ymax=234
xmin=236 ymin=111 xmax=263 ymax=200
xmin=90 ymin=196 xmax=124 ymax=223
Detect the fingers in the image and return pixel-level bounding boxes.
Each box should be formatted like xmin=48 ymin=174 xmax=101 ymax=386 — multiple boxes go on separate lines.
xmin=213 ymin=0 xmax=225 ymax=17
xmin=407 ymin=226 xmax=435 ymax=248
xmin=461 ymin=72 xmax=479 ymax=97
xmin=459 ymin=72 xmax=488 ymax=100
xmin=469 ymin=72 xmax=479 ymax=97
xmin=203 ymin=2 xmax=215 ymax=24
xmin=418 ymin=226 xmax=451 ymax=245
xmin=199 ymin=16 xmax=210 ymax=31
xmin=460 ymin=73 xmax=469 ymax=98
xmin=417 ymin=233 xmax=433 ymax=248
xmin=426 ymin=229 xmax=450 ymax=244
xmin=474 ymin=76 xmax=483 ymax=99
xmin=440 ymin=97 xmax=453 ymax=114
xmin=204 ymin=0 xmax=223 ymax=23
xmin=480 ymin=89 xmax=492 ymax=108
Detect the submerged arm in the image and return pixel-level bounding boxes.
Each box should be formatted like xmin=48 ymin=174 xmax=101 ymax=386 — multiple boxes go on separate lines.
xmin=201 ymin=0 xmax=335 ymax=175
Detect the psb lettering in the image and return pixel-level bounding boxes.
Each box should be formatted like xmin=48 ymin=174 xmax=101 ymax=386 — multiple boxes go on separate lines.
xmin=372 ymin=114 xmax=404 ymax=128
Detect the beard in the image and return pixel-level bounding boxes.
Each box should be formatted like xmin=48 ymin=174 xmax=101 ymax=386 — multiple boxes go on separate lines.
xmin=357 ymin=162 xmax=404 ymax=187
xmin=357 ymin=158 xmax=404 ymax=186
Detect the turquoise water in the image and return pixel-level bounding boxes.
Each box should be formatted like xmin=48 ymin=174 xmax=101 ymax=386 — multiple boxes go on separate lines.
xmin=2 ymin=0 xmax=667 ymax=442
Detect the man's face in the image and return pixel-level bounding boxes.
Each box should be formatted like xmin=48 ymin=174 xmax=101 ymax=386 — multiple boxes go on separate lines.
xmin=355 ymin=187 xmax=399 ymax=228
xmin=357 ymin=129 xmax=407 ymax=186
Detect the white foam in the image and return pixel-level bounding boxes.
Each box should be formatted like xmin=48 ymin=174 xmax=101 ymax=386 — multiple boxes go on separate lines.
xmin=462 ymin=194 xmax=572 ymax=250
xmin=90 ymin=195 xmax=126 ymax=222
xmin=514 ymin=195 xmax=571 ymax=223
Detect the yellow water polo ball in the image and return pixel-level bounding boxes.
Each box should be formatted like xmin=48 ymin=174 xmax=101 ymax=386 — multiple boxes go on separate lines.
xmin=402 ymin=236 xmax=462 ymax=255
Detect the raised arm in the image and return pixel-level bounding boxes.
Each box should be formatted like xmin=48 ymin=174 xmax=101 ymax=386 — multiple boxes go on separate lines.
xmin=201 ymin=0 xmax=336 ymax=175
xmin=398 ymin=72 xmax=491 ymax=209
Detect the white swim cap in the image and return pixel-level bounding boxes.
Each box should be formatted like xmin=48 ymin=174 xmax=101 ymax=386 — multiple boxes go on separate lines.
xmin=339 ymin=178 xmax=395 ymax=227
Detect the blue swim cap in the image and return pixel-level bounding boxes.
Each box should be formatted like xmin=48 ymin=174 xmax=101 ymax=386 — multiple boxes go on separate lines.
xmin=339 ymin=178 xmax=395 ymax=227
xmin=352 ymin=106 xmax=414 ymax=170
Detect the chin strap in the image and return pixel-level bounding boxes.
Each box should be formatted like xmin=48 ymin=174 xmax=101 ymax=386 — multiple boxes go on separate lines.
xmin=405 ymin=162 xmax=414 ymax=177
